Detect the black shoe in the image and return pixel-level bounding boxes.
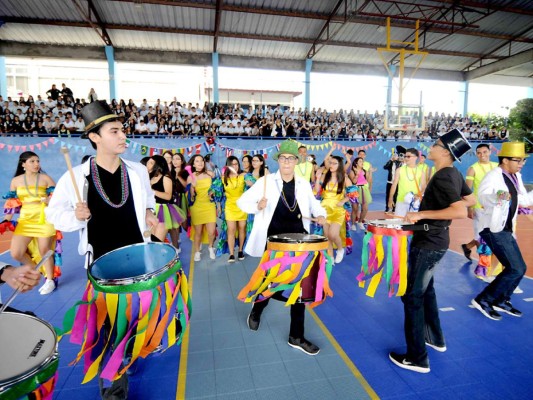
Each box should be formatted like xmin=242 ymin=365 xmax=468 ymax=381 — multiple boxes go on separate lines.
xmin=425 ymin=341 xmax=447 ymax=352
xmin=493 ymin=300 xmax=522 ymax=317
xmin=288 ymin=336 xmax=320 ymax=355
xmin=228 ymin=255 xmax=235 ymax=263
xmin=471 ymin=298 xmax=502 ymax=321
xmin=461 ymin=244 xmax=472 ymax=260
xmin=247 ymin=311 xmax=260 ymax=331
xmin=238 ymin=251 xmax=245 ymax=260
xmin=389 ymin=352 xmax=430 ymax=373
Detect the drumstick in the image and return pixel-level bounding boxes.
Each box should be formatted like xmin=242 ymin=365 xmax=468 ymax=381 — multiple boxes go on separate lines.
xmin=143 ymin=224 xmax=155 ymax=238
xmin=0 ymin=250 xmax=54 ymax=314
xmin=60 ymin=147 xmax=82 ymax=203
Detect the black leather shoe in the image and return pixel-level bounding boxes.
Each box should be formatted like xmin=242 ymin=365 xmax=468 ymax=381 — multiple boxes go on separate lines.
xmin=247 ymin=311 xmax=260 ymax=331
xmin=238 ymin=251 xmax=245 ymax=260
xmin=288 ymin=336 xmax=320 ymax=355
xmin=461 ymin=244 xmax=472 ymax=261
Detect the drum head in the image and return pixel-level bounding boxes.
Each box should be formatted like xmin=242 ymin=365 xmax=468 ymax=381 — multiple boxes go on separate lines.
xmin=268 ymin=233 xmax=327 ymax=244
xmin=0 ymin=312 xmax=57 ymax=385
xmin=89 ymin=242 xmax=178 ymax=282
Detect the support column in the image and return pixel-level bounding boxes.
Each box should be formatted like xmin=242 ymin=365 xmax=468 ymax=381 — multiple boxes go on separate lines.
xmin=212 ymin=52 xmax=219 ymax=104
xmin=305 ymin=58 xmax=312 ymax=110
xmin=386 ymin=64 xmax=396 ymax=105
xmin=0 ymin=56 xmax=7 ymax=99
xmin=105 ymin=46 xmax=117 ymax=101
xmin=528 ymin=86 xmax=533 ymax=99
xmin=462 ymin=81 xmax=469 ymax=117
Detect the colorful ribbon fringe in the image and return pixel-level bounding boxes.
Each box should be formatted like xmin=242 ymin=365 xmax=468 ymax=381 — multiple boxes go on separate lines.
xmin=238 ymin=248 xmax=334 ymax=308
xmin=57 ymin=262 xmax=191 ymax=383
xmin=1 ymin=362 xmax=58 ymax=400
xmin=357 ymin=225 xmax=412 ymax=297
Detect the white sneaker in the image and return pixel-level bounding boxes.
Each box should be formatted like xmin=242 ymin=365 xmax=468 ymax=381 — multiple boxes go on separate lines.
xmin=514 ymin=286 xmax=523 ymax=294
xmin=350 ymin=224 xmax=357 ymax=231
xmin=194 ymin=251 xmax=201 ymax=262
xmin=358 ymin=223 xmax=366 ymax=230
xmin=209 ymin=247 xmax=216 ymax=260
xmin=335 ymin=248 xmax=345 ymax=264
xmin=39 ymin=279 xmax=56 ymax=295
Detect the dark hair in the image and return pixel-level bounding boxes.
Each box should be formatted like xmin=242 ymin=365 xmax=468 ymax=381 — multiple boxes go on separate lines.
xmin=188 ymin=154 xmax=207 ymax=174
xmin=406 ymin=148 xmax=419 ymax=157
xmin=252 ymin=154 xmax=266 ymax=177
xmin=346 ymin=149 xmax=354 ymax=156
xmin=241 ymin=155 xmax=253 ymax=173
xmin=322 ymin=155 xmax=346 ymax=194
xmin=139 ymin=156 xmax=151 ymax=166
xmin=14 ymin=151 xmax=41 ymax=177
xmin=223 ymin=156 xmax=242 ymax=185
xmin=149 ymin=155 xmax=170 ymax=179
xmin=476 ymin=143 xmax=490 ymax=151
xmin=162 ymin=150 xmax=174 ymax=161
xmin=358 ymin=149 xmax=366 ymax=155
xmin=298 ymin=145 xmax=307 ymax=150
xmin=81 ymin=155 xmax=92 ymax=164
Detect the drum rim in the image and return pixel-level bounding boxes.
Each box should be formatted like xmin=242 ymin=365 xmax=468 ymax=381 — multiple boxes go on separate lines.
xmin=0 ymin=312 xmax=59 ymax=389
xmin=267 ymin=233 xmax=327 ymax=244
xmin=88 ymin=242 xmax=179 ymax=286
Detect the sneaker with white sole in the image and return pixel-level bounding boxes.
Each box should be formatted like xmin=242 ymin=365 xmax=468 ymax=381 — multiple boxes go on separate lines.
xmin=39 ymin=279 xmax=56 ymax=295
xmin=513 ymin=286 xmax=523 ymax=294
xmin=493 ymin=300 xmax=522 ymax=317
xmin=389 ymin=352 xmax=430 ymax=373
xmin=288 ymin=336 xmax=320 ymax=355
xmin=334 ymin=248 xmax=345 ymax=264
xmin=425 ymin=341 xmax=447 ymax=352
xmin=208 ymin=247 xmax=216 ymax=260
xmin=471 ymin=298 xmax=502 ymax=321
xmin=358 ymin=222 xmax=366 ymax=230
xmin=194 ymin=251 xmax=201 ymax=262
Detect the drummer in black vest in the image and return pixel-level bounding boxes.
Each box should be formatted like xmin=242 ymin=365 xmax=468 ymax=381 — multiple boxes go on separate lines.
xmin=46 ymin=100 xmax=158 ymax=399
xmin=237 ymin=140 xmax=327 ymax=355
xmin=389 ymin=129 xmax=476 ymax=374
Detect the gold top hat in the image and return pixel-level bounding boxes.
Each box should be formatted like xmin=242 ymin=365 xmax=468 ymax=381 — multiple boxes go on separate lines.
xmin=498 ymin=142 xmax=529 ymax=158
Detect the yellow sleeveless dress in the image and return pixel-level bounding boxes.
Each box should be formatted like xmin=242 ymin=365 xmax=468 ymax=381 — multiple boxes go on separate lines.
xmin=224 ymin=175 xmax=247 ymax=221
xmin=321 ymin=183 xmax=346 ymax=225
xmin=189 ymin=177 xmax=216 ymax=225
xmin=14 ymin=186 xmax=56 ymax=237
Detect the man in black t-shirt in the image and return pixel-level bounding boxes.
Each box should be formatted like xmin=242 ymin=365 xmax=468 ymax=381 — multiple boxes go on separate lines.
xmin=389 ymin=129 xmax=475 ymax=374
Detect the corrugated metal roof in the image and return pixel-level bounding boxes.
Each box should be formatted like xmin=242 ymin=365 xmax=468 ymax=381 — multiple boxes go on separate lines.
xmin=0 ymin=24 xmax=102 ymax=46
xmin=0 ymin=0 xmax=81 ymax=21
xmin=218 ymin=37 xmax=309 ymax=60
xmin=110 ymin=30 xmax=212 ymax=53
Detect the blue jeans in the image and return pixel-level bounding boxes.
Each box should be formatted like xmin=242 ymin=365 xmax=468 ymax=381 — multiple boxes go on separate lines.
xmin=401 ymin=246 xmax=447 ymax=363
xmin=476 ymin=229 xmax=527 ymax=304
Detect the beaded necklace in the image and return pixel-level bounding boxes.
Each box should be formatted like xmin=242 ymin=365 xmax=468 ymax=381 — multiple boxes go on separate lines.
xmin=296 ymin=161 xmax=308 ymax=177
xmin=405 ymin=165 xmax=419 ymax=182
xmin=278 ymin=180 xmax=298 ymax=212
xmin=24 ymin=173 xmax=40 ymax=197
xmin=91 ymin=158 xmax=130 ymax=208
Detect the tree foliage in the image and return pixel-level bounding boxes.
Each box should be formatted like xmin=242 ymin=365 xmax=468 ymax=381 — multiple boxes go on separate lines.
xmin=508 ymin=98 xmax=533 ymax=152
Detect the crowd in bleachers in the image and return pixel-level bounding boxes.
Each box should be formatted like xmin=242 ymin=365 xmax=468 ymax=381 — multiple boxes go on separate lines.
xmin=0 ymin=84 xmax=509 ymax=141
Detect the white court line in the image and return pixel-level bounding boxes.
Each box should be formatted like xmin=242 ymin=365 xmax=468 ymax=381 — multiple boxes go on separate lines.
xmin=439 ymin=307 xmax=455 ymax=312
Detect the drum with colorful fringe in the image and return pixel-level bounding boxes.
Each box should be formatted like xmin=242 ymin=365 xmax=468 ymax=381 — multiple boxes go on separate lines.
xmin=238 ymin=233 xmax=334 ymax=308
xmin=59 ymin=242 xmax=192 ymax=384
xmin=0 ymin=312 xmax=59 ymax=400
xmin=357 ymin=219 xmax=413 ymax=297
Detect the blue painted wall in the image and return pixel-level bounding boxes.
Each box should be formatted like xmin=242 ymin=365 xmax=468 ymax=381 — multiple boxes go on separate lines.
xmin=0 ymin=138 xmax=524 ymax=197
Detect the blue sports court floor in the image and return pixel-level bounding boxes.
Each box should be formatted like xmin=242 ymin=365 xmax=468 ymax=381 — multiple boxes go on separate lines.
xmin=1 ymin=194 xmax=532 ymax=399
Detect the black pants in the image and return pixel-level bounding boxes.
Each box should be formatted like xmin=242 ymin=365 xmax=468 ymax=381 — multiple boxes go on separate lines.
xmin=385 ymin=183 xmax=398 ymax=212
xmin=251 ymin=292 xmax=305 ymax=339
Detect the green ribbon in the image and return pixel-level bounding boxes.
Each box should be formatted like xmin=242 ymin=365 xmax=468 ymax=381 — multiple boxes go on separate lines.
xmin=88 ymin=261 xmax=182 ymax=294
xmin=1 ymin=357 xmax=58 ymax=400
xmin=361 ymin=232 xmax=372 ymax=274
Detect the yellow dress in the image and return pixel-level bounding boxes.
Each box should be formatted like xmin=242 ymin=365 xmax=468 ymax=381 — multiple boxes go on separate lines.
xmin=189 ymin=177 xmax=216 ymax=225
xmin=224 ymin=175 xmax=247 ymax=221
xmin=14 ymin=186 xmax=56 ymax=238
xmin=321 ymin=183 xmax=346 ymax=225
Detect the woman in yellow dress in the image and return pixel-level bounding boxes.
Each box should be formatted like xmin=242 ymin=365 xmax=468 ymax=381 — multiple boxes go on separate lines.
xmin=2 ymin=151 xmax=57 ymax=294
xmin=315 ymin=155 xmax=353 ymax=264
xmin=187 ymin=154 xmax=217 ymax=262
xmin=219 ymin=156 xmax=247 ymax=263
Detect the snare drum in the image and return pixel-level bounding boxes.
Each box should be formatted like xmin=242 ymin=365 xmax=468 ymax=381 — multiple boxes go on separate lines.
xmin=357 ymin=219 xmax=413 ymax=298
xmin=63 ymin=242 xmax=191 ymax=383
xmin=0 ymin=312 xmax=59 ymax=400
xmin=238 ymin=233 xmax=334 ymax=307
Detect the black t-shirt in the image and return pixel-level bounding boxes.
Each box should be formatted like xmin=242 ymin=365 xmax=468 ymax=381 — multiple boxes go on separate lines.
xmin=503 ymin=174 xmax=518 ymax=232
xmin=267 ymin=178 xmax=306 ymax=237
xmin=411 ymin=166 xmax=471 ymax=250
xmin=152 ymin=175 xmax=171 ymax=204
xmin=87 ymin=162 xmax=144 ymax=260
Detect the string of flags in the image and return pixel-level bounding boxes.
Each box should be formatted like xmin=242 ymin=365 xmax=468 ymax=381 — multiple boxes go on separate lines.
xmin=0 ymin=137 xmax=57 ymax=153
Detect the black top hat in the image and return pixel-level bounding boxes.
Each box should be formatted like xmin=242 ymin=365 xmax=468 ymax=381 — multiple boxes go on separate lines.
xmin=80 ymin=100 xmax=120 ymax=138
xmin=440 ymin=128 xmax=471 ymax=162
xmin=395 ymin=145 xmax=407 ymax=155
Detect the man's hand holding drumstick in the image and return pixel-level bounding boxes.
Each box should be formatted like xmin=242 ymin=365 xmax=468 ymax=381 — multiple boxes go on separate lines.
xmin=61 ymin=147 xmax=92 ymax=222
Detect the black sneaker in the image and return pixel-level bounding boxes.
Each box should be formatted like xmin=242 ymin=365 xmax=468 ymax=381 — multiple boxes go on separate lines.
xmin=247 ymin=311 xmax=260 ymax=331
xmin=461 ymin=244 xmax=472 ymax=260
xmin=471 ymin=298 xmax=502 ymax=321
xmin=228 ymin=255 xmax=235 ymax=263
xmin=493 ymin=300 xmax=522 ymax=317
xmin=288 ymin=336 xmax=320 ymax=355
xmin=425 ymin=341 xmax=447 ymax=352
xmin=238 ymin=251 xmax=245 ymax=260
xmin=389 ymin=352 xmax=430 ymax=373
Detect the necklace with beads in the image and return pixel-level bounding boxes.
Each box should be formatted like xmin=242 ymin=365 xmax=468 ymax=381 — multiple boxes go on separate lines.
xmin=24 ymin=173 xmax=40 ymax=197
xmin=91 ymin=158 xmax=130 ymax=208
xmin=278 ymin=181 xmax=298 ymax=212
xmin=405 ymin=165 xmax=419 ymax=182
